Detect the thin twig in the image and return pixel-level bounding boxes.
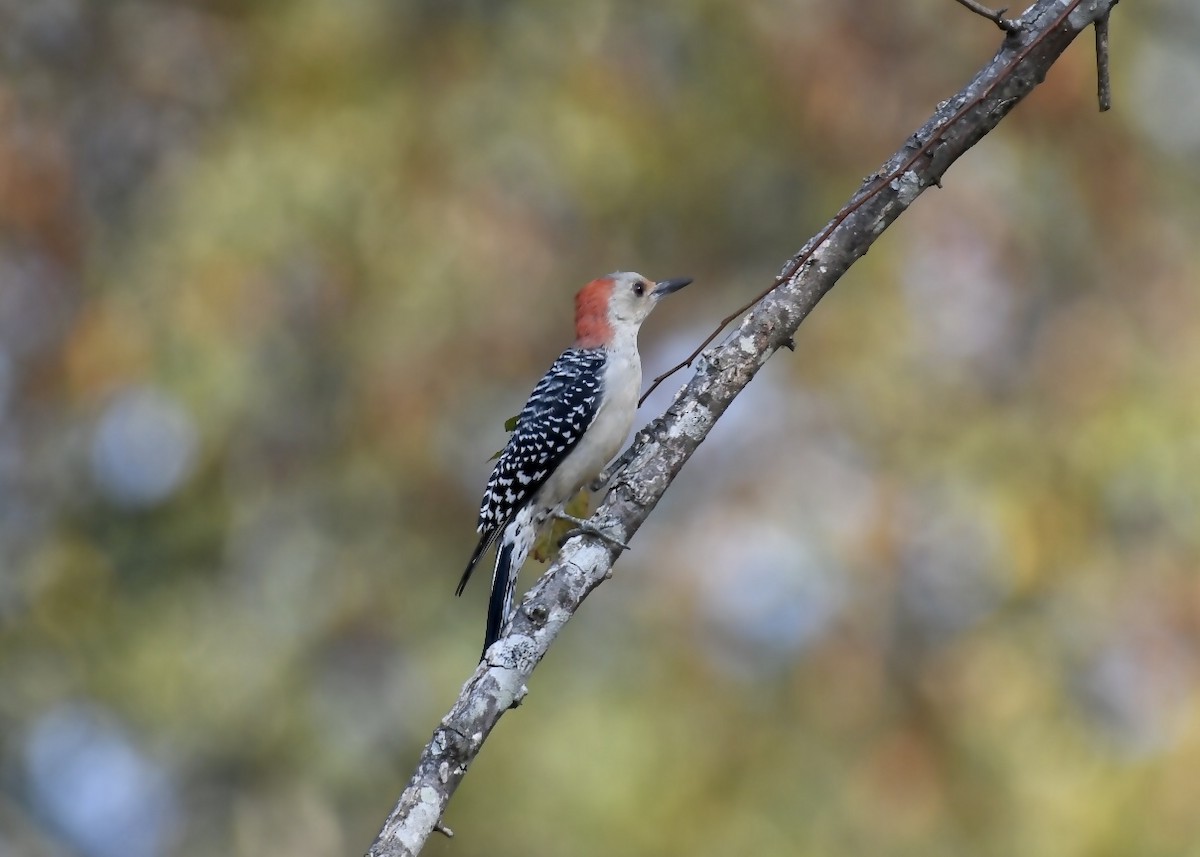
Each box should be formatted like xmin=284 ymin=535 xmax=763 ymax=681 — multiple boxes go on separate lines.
xmin=952 ymin=0 xmax=1021 ymax=32
xmin=1095 ymin=12 xmax=1112 ymax=111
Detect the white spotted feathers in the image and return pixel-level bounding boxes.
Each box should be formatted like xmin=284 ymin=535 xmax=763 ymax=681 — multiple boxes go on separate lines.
xmin=478 ymin=347 xmax=604 ymax=530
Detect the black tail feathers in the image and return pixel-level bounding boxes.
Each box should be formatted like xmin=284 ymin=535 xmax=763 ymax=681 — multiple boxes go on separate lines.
xmin=481 ymin=541 xmax=516 ymax=659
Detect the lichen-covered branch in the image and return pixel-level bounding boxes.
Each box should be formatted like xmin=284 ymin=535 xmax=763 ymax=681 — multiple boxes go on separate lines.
xmin=366 ymin=2 xmax=1118 ymax=854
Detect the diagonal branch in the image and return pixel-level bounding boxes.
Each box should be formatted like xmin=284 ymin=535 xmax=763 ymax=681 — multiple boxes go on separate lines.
xmin=640 ymin=0 xmax=1117 ymax=404
xmin=367 ymin=1 xmax=1118 ymax=854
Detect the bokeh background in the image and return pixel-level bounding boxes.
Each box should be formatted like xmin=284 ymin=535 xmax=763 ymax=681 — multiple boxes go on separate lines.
xmin=2 ymin=1 xmax=1199 ymax=855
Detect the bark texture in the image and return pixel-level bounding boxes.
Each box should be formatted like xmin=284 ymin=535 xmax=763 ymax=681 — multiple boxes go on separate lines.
xmin=367 ymin=1 xmax=1118 ymax=854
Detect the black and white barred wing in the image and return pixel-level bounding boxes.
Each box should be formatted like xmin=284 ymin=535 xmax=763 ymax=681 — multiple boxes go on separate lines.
xmin=456 ymin=347 xmax=606 ymax=594
xmin=478 ymin=347 xmax=606 ymax=529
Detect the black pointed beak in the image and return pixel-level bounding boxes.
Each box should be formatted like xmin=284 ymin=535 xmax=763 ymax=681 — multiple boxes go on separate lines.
xmin=652 ymin=277 xmax=692 ymax=297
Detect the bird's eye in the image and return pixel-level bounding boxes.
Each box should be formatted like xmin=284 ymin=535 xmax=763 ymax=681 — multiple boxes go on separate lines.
xmin=632 ymin=281 xmax=646 ymax=297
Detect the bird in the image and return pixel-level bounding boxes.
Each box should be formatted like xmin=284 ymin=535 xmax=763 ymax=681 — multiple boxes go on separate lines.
xmin=457 ymin=272 xmax=692 ymax=659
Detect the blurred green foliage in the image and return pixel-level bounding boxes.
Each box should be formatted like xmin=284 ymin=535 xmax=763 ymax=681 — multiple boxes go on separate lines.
xmin=1 ymin=1 xmax=1199 ymax=856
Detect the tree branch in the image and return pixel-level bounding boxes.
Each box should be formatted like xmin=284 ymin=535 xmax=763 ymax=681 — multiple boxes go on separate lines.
xmin=366 ymin=1 xmax=1118 ymax=854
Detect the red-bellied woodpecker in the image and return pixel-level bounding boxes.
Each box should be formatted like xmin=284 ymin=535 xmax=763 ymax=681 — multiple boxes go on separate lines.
xmin=457 ymin=272 xmax=692 ymax=658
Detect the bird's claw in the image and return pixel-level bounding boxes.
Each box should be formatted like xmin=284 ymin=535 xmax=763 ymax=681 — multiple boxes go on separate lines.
xmin=554 ymin=512 xmax=630 ymax=552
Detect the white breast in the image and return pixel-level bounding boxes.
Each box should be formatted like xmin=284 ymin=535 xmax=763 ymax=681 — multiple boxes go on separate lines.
xmin=533 ymin=342 xmax=640 ymax=514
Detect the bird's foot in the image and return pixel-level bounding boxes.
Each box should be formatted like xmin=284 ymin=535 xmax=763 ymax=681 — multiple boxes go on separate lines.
xmin=554 ymin=512 xmax=630 ymax=552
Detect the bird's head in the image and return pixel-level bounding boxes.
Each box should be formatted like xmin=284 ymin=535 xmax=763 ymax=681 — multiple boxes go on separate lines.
xmin=574 ymin=271 xmax=692 ymax=348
